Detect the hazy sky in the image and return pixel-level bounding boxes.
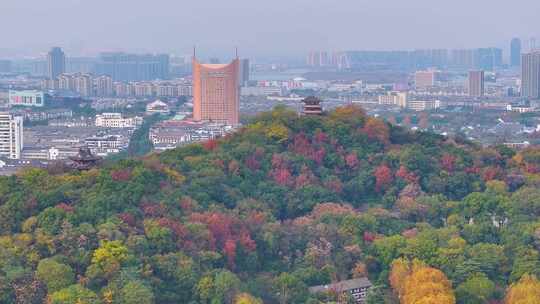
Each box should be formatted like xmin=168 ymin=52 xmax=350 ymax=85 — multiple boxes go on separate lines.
xmin=1 ymin=0 xmax=539 ymax=58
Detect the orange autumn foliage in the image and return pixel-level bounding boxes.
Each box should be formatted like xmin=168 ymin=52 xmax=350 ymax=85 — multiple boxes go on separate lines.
xmin=389 ymin=258 xmax=411 ymax=298
xmin=362 ymin=117 xmax=390 ymax=145
xmin=402 ymin=266 xmax=455 ymax=304
xmin=505 ymin=274 xmax=540 ymax=304
xmin=390 ymin=258 xmax=455 ymax=304
xmin=329 ymin=105 xmax=367 ymax=123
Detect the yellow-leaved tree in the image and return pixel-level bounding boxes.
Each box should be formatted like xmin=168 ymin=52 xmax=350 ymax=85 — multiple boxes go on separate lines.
xmin=389 ymin=258 xmax=411 ymax=298
xmin=505 ymin=274 xmax=540 ymax=304
xmin=234 ymin=292 xmax=263 ymax=304
xmin=402 ymin=266 xmax=455 ymax=304
xmin=390 ymin=258 xmax=455 ymax=304
xmin=265 ymin=123 xmax=289 ymax=143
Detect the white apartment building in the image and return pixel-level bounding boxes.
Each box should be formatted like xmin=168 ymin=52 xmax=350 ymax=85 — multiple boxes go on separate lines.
xmin=95 ymin=113 xmax=142 ymax=128
xmin=95 ymin=75 xmax=114 ymax=97
xmin=85 ymin=135 xmax=128 ymax=155
xmin=241 ymin=86 xmax=284 ymax=96
xmin=0 ymin=113 xmax=23 ymax=159
xmin=407 ymin=100 xmax=441 ymax=111
xmin=378 ymin=92 xmax=408 ymax=107
xmin=74 ymin=74 xmax=94 ymax=97
xmin=58 ymin=74 xmax=76 ymax=91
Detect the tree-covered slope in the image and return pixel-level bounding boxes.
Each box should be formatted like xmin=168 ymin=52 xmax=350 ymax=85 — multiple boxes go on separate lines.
xmin=0 ymin=105 xmax=539 ymax=304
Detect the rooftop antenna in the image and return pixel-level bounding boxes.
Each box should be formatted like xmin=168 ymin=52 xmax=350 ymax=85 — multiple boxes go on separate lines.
xmin=193 ymin=46 xmax=196 ymax=59
xmin=235 ymin=47 xmax=238 ymax=59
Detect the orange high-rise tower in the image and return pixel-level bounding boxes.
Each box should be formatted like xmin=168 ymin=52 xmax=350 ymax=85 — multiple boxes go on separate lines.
xmin=192 ymin=52 xmax=240 ymax=125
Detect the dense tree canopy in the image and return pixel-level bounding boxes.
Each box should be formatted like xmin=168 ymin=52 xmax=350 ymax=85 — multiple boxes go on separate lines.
xmin=0 ymin=105 xmax=538 ymax=303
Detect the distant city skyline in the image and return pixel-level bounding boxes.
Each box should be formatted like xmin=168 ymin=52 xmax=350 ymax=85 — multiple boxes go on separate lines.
xmin=1 ymin=0 xmax=539 ymax=58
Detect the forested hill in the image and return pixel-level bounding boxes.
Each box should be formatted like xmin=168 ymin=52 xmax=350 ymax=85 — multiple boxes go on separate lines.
xmin=0 ymin=105 xmax=539 ymax=304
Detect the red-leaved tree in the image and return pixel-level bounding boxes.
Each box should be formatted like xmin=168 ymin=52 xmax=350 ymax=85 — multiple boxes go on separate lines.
xmin=374 ymin=164 xmax=393 ymax=192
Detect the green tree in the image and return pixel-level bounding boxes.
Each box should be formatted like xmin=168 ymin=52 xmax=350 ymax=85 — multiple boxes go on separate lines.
xmin=373 ymin=235 xmax=407 ymax=267
xmin=273 ymin=273 xmax=308 ymax=304
xmin=128 ymin=114 xmax=165 ymax=156
xmin=37 ymin=207 xmax=69 ymax=234
xmin=86 ymin=240 xmax=129 ymax=281
xmin=36 ymin=258 xmax=75 ymax=293
xmin=48 ymin=284 xmax=101 ymax=304
xmin=455 ymin=273 xmax=495 ymax=304
xmin=510 ymin=247 xmax=540 ymax=281
xmin=213 ymin=270 xmax=241 ymax=304
xmin=120 ymin=281 xmax=154 ymax=304
xmin=196 ymin=276 xmax=214 ymax=304
xmin=467 ymin=243 xmax=508 ymax=281
xmin=151 ymin=253 xmax=199 ymax=303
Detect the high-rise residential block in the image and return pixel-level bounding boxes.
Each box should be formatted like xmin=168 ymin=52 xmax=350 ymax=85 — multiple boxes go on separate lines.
xmin=47 ymin=47 xmax=66 ymax=80
xmin=192 ymin=56 xmax=240 ymax=125
xmin=475 ymin=48 xmax=503 ymax=71
xmin=415 ymin=70 xmax=438 ymax=89
xmin=521 ymin=51 xmax=540 ymax=99
xmin=239 ymin=59 xmax=250 ymax=86
xmin=530 ymin=37 xmax=537 ymax=51
xmin=58 ymin=74 xmax=75 ymax=91
xmin=95 ymin=75 xmax=114 ymax=97
xmin=0 ymin=113 xmax=23 ymax=159
xmin=74 ymin=73 xmax=94 ymax=97
xmin=41 ymin=79 xmax=58 ymax=90
xmin=511 ymin=38 xmax=522 ymax=67
xmin=307 ymin=51 xmax=330 ymax=67
xmin=66 ymin=57 xmax=96 ymax=74
xmin=95 ymin=52 xmax=170 ymax=82
xmin=468 ymin=70 xmax=485 ymax=97
xmin=450 ymin=49 xmax=476 ymax=69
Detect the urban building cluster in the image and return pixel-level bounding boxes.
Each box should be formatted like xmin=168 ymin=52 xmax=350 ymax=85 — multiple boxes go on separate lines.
xmin=307 ymin=46 xmax=518 ymax=71
xmin=23 ymin=48 xmax=171 ymax=82
xmin=37 ymin=47 xmax=189 ymax=100
xmin=150 ymin=119 xmax=233 ymax=151
xmin=0 ymin=48 xmax=246 ymax=173
xmin=42 ymin=74 xmax=193 ymax=98
xmin=1 ymin=37 xmax=540 ymax=173
xmin=0 ymin=110 xmax=142 ymax=166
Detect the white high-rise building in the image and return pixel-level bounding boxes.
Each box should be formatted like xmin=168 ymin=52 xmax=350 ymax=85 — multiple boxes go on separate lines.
xmin=0 ymin=113 xmax=23 ymax=159
xmin=58 ymin=74 xmax=75 ymax=91
xmin=74 ymin=74 xmax=94 ymax=97
xmin=95 ymin=75 xmax=114 ymax=96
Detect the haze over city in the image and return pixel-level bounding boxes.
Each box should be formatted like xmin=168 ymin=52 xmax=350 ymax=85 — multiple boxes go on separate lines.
xmin=1 ymin=1 xmax=540 ymax=303
xmin=2 ymin=0 xmax=540 ymax=58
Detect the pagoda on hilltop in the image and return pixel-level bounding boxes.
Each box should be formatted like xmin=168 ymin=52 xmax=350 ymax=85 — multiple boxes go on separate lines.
xmin=69 ymin=147 xmax=102 ymax=170
xmin=302 ymin=96 xmax=324 ymax=115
